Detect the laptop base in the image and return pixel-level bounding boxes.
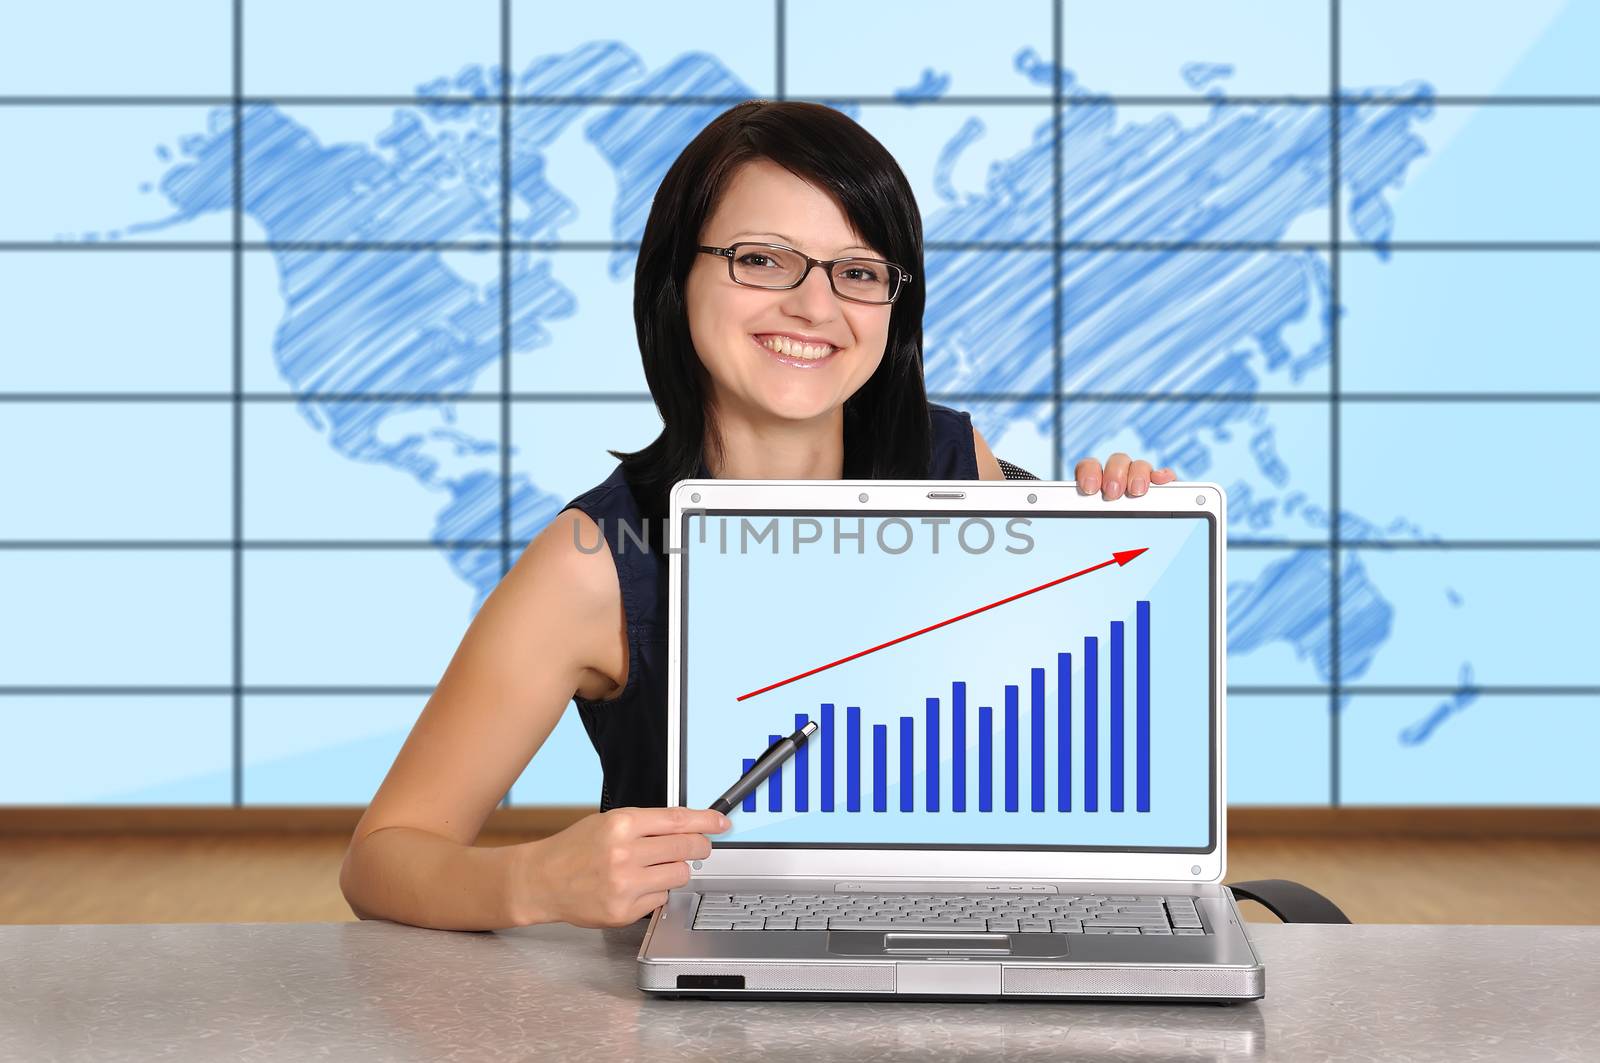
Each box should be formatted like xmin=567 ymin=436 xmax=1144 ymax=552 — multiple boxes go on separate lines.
xmin=638 ymin=880 xmax=1265 ymax=1002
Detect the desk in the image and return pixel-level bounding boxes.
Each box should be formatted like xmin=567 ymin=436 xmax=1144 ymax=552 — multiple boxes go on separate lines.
xmin=3 ymin=920 xmax=1597 ymax=1061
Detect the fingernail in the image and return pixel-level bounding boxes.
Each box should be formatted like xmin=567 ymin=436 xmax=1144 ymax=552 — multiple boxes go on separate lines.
xmin=1082 ymin=477 xmax=1100 ymax=494
xmin=1131 ymin=477 xmax=1147 ymax=495
xmin=1105 ymin=479 xmax=1120 ymax=498
xmin=720 ymin=816 xmax=732 ymax=830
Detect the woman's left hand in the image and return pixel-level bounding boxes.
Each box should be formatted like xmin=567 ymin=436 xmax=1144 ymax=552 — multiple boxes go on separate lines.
xmin=1074 ymin=452 xmax=1177 ymax=499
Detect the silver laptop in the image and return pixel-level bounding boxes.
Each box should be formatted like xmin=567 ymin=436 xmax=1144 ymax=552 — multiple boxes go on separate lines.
xmin=638 ymin=477 xmax=1263 ymax=1002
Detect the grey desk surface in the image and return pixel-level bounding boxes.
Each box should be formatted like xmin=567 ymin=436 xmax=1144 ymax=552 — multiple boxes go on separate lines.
xmin=3 ymin=920 xmax=1598 ymax=1062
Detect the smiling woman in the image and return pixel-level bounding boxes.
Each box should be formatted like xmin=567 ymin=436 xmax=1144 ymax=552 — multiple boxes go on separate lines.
xmin=339 ymin=100 xmax=1170 ymax=935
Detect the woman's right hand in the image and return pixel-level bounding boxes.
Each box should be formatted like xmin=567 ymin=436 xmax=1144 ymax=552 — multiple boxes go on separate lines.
xmin=511 ymin=805 xmax=733 ymax=928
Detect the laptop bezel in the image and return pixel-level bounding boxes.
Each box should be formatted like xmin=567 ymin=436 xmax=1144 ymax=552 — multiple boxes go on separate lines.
xmin=666 ymin=479 xmax=1227 ymax=885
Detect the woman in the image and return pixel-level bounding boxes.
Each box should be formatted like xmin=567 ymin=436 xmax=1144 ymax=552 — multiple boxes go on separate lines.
xmin=339 ymin=101 xmax=1176 ymax=932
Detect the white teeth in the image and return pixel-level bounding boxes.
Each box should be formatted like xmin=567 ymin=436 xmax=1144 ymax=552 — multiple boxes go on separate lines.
xmin=758 ymin=334 xmax=835 ymax=360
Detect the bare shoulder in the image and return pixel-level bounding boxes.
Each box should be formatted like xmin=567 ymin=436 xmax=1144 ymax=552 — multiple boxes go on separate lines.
xmin=508 ymin=507 xmax=629 ymax=699
xmin=517 ymin=508 xmax=622 ymax=612
xmin=971 ymin=423 xmax=1006 ymax=481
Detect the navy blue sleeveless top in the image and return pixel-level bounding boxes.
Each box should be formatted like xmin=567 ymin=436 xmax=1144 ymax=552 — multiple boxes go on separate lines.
xmin=556 ymin=402 xmax=981 ymax=812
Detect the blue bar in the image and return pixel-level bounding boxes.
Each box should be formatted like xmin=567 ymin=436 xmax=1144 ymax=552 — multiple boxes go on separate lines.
xmin=820 ymin=703 xmax=835 ymax=812
xmin=741 ymin=758 xmax=756 ymax=812
xmin=794 ymin=713 xmax=810 ymax=812
xmin=1137 ymin=600 xmax=1151 ymax=812
xmin=926 ymin=697 xmax=940 ymax=812
xmin=847 ymin=706 xmax=861 ymax=812
xmin=1111 ymin=620 xmax=1124 ymax=813
xmin=1058 ymin=652 xmax=1072 ymax=812
xmin=952 ymin=682 xmax=967 ymax=812
xmin=978 ymin=706 xmax=993 ymax=812
xmin=1084 ymin=637 xmax=1098 ymax=812
xmin=900 ymin=716 xmax=914 ymax=812
xmin=872 ymin=724 xmax=888 ymax=812
xmin=1030 ymin=667 xmax=1045 ymax=812
xmin=767 ymin=734 xmax=783 ymax=812
xmin=1004 ymin=685 xmax=1019 ymax=813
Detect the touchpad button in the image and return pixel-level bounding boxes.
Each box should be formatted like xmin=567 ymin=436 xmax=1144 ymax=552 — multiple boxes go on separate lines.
xmin=883 ymin=932 xmax=1011 ymax=953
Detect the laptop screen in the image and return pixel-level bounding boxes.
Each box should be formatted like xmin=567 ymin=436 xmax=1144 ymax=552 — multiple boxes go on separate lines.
xmin=679 ymin=509 xmax=1216 ymax=853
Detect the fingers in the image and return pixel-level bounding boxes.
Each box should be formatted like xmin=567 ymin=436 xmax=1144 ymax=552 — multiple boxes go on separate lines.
xmin=637 ymin=860 xmax=695 ymax=896
xmin=635 ymin=831 xmax=713 ymax=868
xmin=1074 ymin=457 xmax=1102 ymax=495
xmin=614 ymin=805 xmax=731 ymax=838
xmin=1127 ymin=458 xmax=1153 ymax=496
xmin=1074 ymin=456 xmax=1179 ymax=498
xmin=1101 ymin=452 xmax=1131 ymax=499
xmin=630 ymin=891 xmax=671 ymax=922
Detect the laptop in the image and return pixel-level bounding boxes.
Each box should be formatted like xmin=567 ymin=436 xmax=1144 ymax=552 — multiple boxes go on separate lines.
xmin=637 ymin=477 xmax=1263 ymax=1002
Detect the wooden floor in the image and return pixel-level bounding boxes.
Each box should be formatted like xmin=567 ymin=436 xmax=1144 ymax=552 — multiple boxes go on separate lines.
xmin=3 ymin=833 xmax=1597 ymax=925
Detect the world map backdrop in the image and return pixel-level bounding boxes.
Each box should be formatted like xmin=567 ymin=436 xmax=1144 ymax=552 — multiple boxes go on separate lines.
xmin=2 ymin=1 xmax=1598 ymax=808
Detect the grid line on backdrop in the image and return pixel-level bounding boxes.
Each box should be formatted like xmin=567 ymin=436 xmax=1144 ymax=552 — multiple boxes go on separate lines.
xmin=4 ymin=541 xmax=1598 ymax=552
xmin=5 ymin=95 xmax=1600 ymax=107
xmin=4 ymin=685 xmax=1598 ymax=698
xmin=1 ymin=0 xmax=1597 ymax=808
xmin=9 ymin=240 xmax=1600 ymax=251
xmin=2 ymin=392 xmax=1599 ymax=405
xmin=230 ymin=0 xmax=245 ymax=805
xmin=1327 ymin=0 xmax=1343 ymax=806
xmin=496 ymin=0 xmax=514 ymax=808
xmin=1051 ymin=0 xmax=1064 ymax=480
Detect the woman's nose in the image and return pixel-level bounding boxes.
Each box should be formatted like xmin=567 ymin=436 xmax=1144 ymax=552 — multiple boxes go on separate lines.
xmin=782 ymin=263 xmax=842 ymax=318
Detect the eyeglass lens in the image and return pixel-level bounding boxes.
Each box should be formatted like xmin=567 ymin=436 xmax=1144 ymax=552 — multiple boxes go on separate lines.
xmin=728 ymin=243 xmax=900 ymax=302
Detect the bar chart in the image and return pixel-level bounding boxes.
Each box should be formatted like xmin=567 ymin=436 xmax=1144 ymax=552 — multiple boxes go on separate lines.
xmin=735 ymin=600 xmax=1154 ymax=815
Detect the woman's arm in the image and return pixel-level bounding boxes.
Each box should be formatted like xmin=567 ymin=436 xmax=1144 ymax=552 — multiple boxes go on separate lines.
xmin=337 ymin=508 xmax=672 ymax=931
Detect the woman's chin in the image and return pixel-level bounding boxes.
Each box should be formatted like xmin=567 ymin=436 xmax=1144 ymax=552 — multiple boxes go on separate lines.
xmin=748 ymin=386 xmax=845 ymax=423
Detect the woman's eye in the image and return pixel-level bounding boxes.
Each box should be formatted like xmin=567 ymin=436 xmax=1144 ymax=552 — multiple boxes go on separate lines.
xmin=737 ymin=254 xmax=775 ymax=268
xmin=841 ymin=266 xmax=879 ymax=281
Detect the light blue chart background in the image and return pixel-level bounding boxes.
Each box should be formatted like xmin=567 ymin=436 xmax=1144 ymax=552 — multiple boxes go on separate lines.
xmin=1 ymin=2 xmax=1596 ymax=808
xmin=682 ymin=514 xmax=1213 ymax=849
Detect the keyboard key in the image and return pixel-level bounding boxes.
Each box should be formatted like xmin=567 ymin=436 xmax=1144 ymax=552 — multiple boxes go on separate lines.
xmin=692 ymin=920 xmax=733 ymax=931
xmin=729 ymin=920 xmax=764 ymax=930
xmin=1175 ymin=927 xmax=1207 ymax=936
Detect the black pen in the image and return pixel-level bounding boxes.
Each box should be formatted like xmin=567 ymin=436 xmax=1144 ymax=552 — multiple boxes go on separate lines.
xmin=709 ymin=721 xmax=818 ymax=816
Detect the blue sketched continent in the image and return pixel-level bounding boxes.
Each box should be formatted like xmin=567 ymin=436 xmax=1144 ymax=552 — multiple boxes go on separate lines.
xmin=121 ymin=43 xmax=1447 ymax=733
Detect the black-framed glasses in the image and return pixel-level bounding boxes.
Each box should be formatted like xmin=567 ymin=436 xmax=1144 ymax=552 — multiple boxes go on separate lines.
xmin=697 ymin=242 xmax=913 ymax=305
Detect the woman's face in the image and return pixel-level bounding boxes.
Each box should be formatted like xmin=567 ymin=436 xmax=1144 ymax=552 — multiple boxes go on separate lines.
xmin=685 ymin=158 xmax=894 ymax=426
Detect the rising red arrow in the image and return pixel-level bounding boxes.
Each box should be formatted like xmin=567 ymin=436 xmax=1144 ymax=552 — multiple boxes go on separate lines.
xmin=735 ymin=548 xmax=1148 ymax=701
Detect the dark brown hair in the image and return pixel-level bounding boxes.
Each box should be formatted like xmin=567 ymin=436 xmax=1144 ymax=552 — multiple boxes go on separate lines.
xmin=609 ymin=99 xmax=932 ymax=538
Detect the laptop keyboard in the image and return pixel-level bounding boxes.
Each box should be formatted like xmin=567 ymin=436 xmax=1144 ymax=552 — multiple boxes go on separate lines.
xmin=691 ymin=892 xmax=1207 ymax=934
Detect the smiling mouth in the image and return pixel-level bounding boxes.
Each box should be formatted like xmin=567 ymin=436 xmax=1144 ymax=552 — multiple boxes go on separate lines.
xmin=752 ymin=333 xmax=840 ymax=366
